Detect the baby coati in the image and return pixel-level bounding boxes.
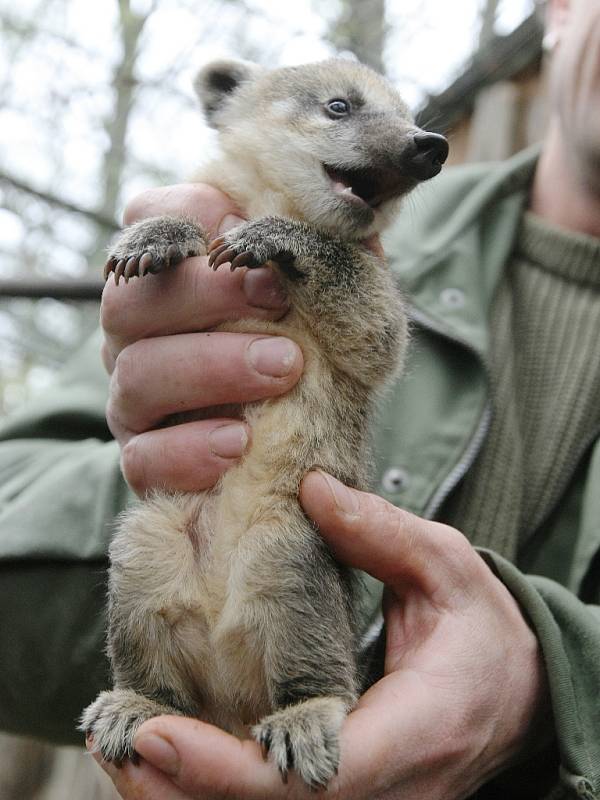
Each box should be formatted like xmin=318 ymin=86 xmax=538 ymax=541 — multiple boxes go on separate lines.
xmin=81 ymin=57 xmax=448 ymax=788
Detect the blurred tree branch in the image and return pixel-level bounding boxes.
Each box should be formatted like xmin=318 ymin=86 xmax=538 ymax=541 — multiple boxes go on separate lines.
xmin=479 ymin=0 xmax=500 ymax=47
xmin=0 ymin=278 xmax=103 ymax=300
xmin=328 ymin=0 xmax=387 ymax=73
xmin=0 ymin=171 xmax=119 ymax=230
xmin=96 ymin=1 xmax=149 ymax=229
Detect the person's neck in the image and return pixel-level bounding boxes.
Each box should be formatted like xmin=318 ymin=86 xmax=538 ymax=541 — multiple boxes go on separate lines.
xmin=530 ymin=122 xmax=600 ymax=239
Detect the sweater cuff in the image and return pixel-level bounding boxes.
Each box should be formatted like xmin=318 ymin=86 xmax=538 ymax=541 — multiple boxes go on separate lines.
xmin=477 ymin=548 xmax=600 ymax=800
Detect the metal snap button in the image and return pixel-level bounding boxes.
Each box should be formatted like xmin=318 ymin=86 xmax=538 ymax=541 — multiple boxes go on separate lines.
xmin=381 ymin=467 xmax=409 ymax=493
xmin=440 ymin=287 xmax=465 ymax=309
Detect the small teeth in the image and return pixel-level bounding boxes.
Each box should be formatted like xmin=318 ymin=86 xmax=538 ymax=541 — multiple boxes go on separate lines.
xmin=331 ymin=179 xmax=357 ymax=199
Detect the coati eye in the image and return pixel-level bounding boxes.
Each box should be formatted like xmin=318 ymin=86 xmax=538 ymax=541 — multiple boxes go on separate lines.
xmin=325 ymin=99 xmax=350 ymax=118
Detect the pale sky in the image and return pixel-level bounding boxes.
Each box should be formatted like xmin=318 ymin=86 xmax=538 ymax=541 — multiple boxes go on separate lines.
xmin=1 ymin=0 xmax=537 ymax=222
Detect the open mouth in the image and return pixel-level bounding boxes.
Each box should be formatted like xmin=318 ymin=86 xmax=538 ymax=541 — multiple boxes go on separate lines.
xmin=323 ymin=164 xmax=408 ymax=210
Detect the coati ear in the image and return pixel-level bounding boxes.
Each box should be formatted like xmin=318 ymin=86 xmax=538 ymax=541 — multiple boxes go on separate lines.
xmin=194 ymin=59 xmax=264 ymax=127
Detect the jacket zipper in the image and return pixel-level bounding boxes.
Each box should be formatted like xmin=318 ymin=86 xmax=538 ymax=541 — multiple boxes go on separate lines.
xmin=424 ymin=404 xmax=492 ymax=518
xmin=406 ymin=304 xmax=492 ymax=519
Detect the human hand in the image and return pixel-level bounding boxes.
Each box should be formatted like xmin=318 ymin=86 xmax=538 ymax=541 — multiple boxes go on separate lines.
xmin=100 ymin=184 xmax=304 ymax=496
xmin=93 ymin=471 xmax=548 ymax=800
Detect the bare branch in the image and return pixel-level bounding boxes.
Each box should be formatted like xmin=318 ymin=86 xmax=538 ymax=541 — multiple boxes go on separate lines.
xmin=479 ymin=0 xmax=500 ymax=47
xmin=0 ymin=277 xmax=103 ymax=301
xmin=0 ymin=171 xmax=120 ymax=231
xmin=328 ymin=0 xmax=387 ymax=74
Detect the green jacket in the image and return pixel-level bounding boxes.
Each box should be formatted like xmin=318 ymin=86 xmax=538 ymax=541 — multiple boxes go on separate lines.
xmin=0 ymin=148 xmax=598 ymax=799
xmin=375 ymin=147 xmax=600 ymax=800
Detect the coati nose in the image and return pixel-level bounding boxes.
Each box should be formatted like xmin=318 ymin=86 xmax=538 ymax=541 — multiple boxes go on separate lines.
xmin=406 ymin=132 xmax=449 ymax=180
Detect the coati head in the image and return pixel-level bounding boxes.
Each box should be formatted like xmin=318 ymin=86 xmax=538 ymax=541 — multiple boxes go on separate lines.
xmin=194 ymin=58 xmax=448 ymax=240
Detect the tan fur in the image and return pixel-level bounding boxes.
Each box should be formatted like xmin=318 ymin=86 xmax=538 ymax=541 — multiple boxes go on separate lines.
xmin=82 ymin=57 xmax=444 ymax=787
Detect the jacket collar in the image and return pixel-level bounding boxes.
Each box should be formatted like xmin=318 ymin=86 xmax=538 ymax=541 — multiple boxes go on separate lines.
xmin=384 ymin=146 xmax=540 ymax=361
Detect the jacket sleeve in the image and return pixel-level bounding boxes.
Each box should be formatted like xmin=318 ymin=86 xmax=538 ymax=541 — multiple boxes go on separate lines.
xmin=0 ymin=330 xmax=132 ymax=744
xmin=478 ymin=550 xmax=600 ymax=800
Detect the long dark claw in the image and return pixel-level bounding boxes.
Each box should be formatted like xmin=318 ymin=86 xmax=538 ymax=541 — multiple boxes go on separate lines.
xmin=124 ymin=256 xmax=139 ymax=282
xmin=207 ymin=243 xmax=230 ymax=268
xmin=259 ymin=731 xmax=270 ymax=762
xmin=230 ymin=251 xmax=253 ymax=271
xmin=280 ymin=769 xmax=288 ymax=785
xmin=212 ymin=248 xmax=237 ymax=270
xmin=208 ymin=235 xmax=226 ymax=254
xmin=114 ymin=259 xmax=126 ymax=285
xmin=139 ymin=252 xmax=153 ymax=276
xmin=166 ymin=244 xmax=182 ymax=267
xmin=104 ymin=257 xmax=117 ymax=282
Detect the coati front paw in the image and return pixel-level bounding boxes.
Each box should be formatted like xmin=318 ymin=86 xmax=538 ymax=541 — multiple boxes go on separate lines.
xmin=251 ymin=696 xmax=348 ymax=789
xmin=104 ymin=216 xmax=208 ymax=284
xmin=207 ymin=219 xmax=296 ymax=273
xmin=80 ymin=688 xmax=179 ymax=766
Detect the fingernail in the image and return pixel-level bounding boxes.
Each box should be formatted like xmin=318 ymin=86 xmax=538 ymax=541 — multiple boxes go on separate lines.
xmin=248 ymin=337 xmax=298 ymax=377
xmin=320 ymin=472 xmax=360 ymax=517
xmin=208 ymin=423 xmax=248 ymax=458
xmin=217 ymin=213 xmax=244 ymax=234
xmin=134 ymin=734 xmax=179 ymax=777
xmin=243 ymin=268 xmax=288 ymax=310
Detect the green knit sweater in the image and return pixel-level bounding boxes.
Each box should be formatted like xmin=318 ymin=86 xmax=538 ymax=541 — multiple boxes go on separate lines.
xmin=442 ymin=211 xmax=600 ymax=560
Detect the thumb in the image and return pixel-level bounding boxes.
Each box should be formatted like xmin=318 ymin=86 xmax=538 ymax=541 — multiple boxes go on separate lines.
xmin=133 ymin=716 xmax=283 ymax=798
xmin=299 ymin=471 xmax=476 ymax=599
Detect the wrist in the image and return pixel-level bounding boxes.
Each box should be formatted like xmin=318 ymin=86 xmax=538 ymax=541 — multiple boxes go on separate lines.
xmin=470 ymin=606 xmax=551 ymax=789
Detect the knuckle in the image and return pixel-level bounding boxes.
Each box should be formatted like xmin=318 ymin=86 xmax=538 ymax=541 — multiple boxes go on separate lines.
xmin=105 ymin=389 xmax=132 ymax=444
xmin=371 ymin=494 xmax=416 ymax=541
xmin=427 ymin=522 xmax=482 ymax=587
xmin=432 ymin=523 xmax=474 ymax=560
xmin=112 ymin=343 xmax=144 ymax=406
xmin=120 ymin=437 xmax=147 ymax=495
xmin=368 ymin=495 xmax=479 ymax=576
xmin=100 ymin=340 xmax=116 ymax=375
xmin=100 ymin=280 xmax=128 ymax=341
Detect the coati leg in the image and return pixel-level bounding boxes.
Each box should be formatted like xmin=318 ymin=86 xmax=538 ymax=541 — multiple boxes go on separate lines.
xmin=103 ymin=216 xmax=208 ymax=283
xmin=214 ymin=507 xmax=360 ymax=788
xmin=79 ymin=688 xmax=185 ymax=765
xmin=252 ymin=697 xmax=349 ymax=789
xmin=81 ymin=492 xmax=212 ymax=765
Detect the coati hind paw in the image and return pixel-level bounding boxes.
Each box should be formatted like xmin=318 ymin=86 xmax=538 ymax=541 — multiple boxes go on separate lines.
xmin=251 ymin=696 xmax=348 ymax=790
xmin=104 ymin=216 xmax=207 ymax=284
xmin=207 ymin=219 xmax=296 ymax=273
xmin=80 ymin=688 xmax=180 ymax=766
